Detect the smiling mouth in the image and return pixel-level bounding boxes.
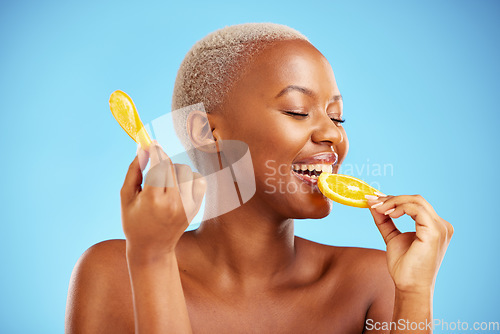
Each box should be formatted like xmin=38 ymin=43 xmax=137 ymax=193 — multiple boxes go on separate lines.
xmin=289 ymin=152 xmax=338 ymax=186
xmin=292 ymin=163 xmax=333 ymax=177
xmin=291 ymin=163 xmax=333 ymax=185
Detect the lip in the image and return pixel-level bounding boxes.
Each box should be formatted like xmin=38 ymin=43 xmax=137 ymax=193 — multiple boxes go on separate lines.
xmin=292 ymin=152 xmax=338 ymax=165
xmin=290 ymin=152 xmax=338 ymax=188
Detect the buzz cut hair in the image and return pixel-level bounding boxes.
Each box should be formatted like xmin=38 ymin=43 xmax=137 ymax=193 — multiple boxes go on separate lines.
xmin=171 ymin=23 xmax=309 ymax=169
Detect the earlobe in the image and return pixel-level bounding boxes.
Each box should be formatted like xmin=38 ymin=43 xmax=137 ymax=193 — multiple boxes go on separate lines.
xmin=187 ymin=110 xmax=220 ymax=153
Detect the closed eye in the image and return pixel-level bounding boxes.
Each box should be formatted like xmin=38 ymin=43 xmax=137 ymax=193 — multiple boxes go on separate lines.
xmin=283 ymin=110 xmax=345 ymax=125
xmin=330 ymin=117 xmax=345 ymax=125
xmin=283 ymin=110 xmax=309 ymax=118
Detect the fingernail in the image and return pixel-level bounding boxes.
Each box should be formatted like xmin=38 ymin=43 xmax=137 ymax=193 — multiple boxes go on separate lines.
xmin=136 ymin=143 xmax=142 ymax=156
xmin=384 ymin=208 xmax=395 ymax=215
xmin=365 ymin=195 xmax=378 ymax=200
xmin=371 ymin=202 xmax=383 ymax=209
xmin=375 ymin=191 xmax=387 ymax=197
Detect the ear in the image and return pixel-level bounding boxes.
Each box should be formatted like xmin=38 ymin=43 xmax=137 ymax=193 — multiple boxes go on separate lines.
xmin=186 ymin=110 xmax=221 ymax=153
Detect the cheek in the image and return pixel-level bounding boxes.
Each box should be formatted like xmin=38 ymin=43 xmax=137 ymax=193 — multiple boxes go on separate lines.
xmin=233 ymin=114 xmax=305 ymax=152
xmin=264 ymin=117 xmax=311 ymax=147
xmin=252 ymin=123 xmax=308 ymax=171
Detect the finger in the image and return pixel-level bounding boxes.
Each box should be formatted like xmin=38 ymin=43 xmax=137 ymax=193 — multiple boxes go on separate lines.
xmin=369 ymin=194 xmax=441 ymax=221
xmin=404 ymin=194 xmax=440 ymax=221
xmin=366 ymin=194 xmax=393 ymax=212
xmin=174 ymin=164 xmax=193 ymax=204
xmin=191 ymin=173 xmax=207 ymax=217
xmin=367 ymin=195 xmax=418 ymax=216
xmin=187 ymin=175 xmax=207 ymax=223
xmin=143 ymin=160 xmax=179 ymax=194
xmin=185 ymin=172 xmax=206 ymax=222
xmin=369 ymin=207 xmax=402 ymax=245
xmin=172 ymin=164 xmax=200 ymax=223
xmin=144 ymin=141 xmax=178 ymax=191
xmin=154 ymin=140 xmax=177 ymax=189
xmin=370 ymin=195 xmax=442 ymax=230
xmin=120 ymin=155 xmax=143 ymax=205
xmin=137 ymin=143 xmax=150 ymax=172
xmin=149 ymin=140 xmax=172 ymax=169
xmin=379 ymin=200 xmax=446 ymax=244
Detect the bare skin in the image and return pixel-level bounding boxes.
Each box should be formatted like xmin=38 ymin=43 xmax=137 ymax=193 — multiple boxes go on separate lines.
xmin=66 ymin=40 xmax=453 ymax=334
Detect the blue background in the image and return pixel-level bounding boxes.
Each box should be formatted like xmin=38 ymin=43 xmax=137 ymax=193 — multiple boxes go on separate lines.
xmin=1 ymin=0 xmax=499 ymax=332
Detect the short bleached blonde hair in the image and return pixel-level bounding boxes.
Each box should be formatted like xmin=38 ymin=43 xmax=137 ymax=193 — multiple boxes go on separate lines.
xmin=171 ymin=23 xmax=309 ymax=169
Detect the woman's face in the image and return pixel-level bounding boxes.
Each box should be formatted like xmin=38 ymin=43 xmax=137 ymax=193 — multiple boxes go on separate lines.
xmin=212 ymin=39 xmax=349 ymax=219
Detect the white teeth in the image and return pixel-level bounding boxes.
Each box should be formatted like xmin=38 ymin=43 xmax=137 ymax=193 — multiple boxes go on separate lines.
xmin=322 ymin=165 xmax=333 ymax=173
xmin=292 ymin=163 xmax=334 ymax=174
xmin=310 ymin=175 xmax=318 ymax=179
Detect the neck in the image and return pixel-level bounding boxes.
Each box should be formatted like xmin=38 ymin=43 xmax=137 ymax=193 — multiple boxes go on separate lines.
xmin=194 ymin=195 xmax=296 ymax=282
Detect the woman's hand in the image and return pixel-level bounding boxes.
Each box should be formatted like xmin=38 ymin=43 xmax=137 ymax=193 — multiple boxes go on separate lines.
xmin=366 ymin=194 xmax=453 ymax=293
xmin=120 ymin=140 xmax=206 ymax=260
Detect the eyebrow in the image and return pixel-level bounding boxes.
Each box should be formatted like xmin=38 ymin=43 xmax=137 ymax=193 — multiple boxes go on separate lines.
xmin=275 ymin=85 xmax=342 ymax=103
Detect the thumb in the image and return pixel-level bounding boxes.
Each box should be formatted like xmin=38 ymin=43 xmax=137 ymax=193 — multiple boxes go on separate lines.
xmin=137 ymin=143 xmax=150 ymax=172
xmin=121 ymin=155 xmax=143 ymax=205
xmin=369 ymin=207 xmax=401 ymax=245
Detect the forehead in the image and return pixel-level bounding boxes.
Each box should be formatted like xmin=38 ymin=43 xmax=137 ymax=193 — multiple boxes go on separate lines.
xmin=238 ymin=39 xmax=339 ymax=97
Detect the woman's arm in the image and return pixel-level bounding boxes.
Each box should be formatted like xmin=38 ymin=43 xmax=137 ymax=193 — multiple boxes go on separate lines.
xmin=65 ymin=240 xmax=135 ymax=334
xmin=66 ymin=142 xmax=205 ymax=334
xmin=119 ymin=141 xmax=205 ymax=333
xmin=126 ymin=249 xmax=192 ymax=334
xmin=364 ymin=286 xmax=432 ymax=334
xmin=365 ymin=194 xmax=453 ymax=334
xmin=66 ymin=240 xmax=194 ymax=334
xmin=391 ymin=288 xmax=433 ymax=333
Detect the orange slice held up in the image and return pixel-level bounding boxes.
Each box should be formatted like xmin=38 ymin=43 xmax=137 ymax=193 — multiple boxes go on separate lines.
xmin=109 ymin=90 xmax=152 ymax=151
xmin=318 ymin=173 xmax=384 ymax=208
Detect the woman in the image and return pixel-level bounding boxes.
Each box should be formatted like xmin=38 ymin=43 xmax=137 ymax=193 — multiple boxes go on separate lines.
xmin=66 ymin=23 xmax=453 ymax=333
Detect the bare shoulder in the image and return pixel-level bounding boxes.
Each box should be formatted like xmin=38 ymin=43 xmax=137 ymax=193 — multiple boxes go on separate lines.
xmin=295 ymin=236 xmax=394 ymax=298
xmin=295 ymin=235 xmax=387 ymax=267
xmin=336 ymin=245 xmax=394 ymax=291
xmin=66 ymin=239 xmax=134 ymax=334
xmin=292 ymin=236 xmax=395 ymax=331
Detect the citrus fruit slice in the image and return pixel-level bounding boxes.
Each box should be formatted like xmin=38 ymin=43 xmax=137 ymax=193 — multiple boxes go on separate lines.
xmin=109 ymin=90 xmax=152 ymax=150
xmin=318 ymin=173 xmax=382 ymax=208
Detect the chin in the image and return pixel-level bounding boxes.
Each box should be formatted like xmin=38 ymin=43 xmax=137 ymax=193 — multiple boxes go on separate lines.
xmin=260 ymin=174 xmax=334 ymax=219
xmin=291 ymin=195 xmax=333 ymax=219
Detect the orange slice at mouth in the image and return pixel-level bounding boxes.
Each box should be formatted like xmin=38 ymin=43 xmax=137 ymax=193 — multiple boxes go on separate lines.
xmin=317 ymin=173 xmax=382 ymax=208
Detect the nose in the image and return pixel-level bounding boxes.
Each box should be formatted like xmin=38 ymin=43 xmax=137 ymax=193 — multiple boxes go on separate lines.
xmin=311 ymin=113 xmax=344 ymax=146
